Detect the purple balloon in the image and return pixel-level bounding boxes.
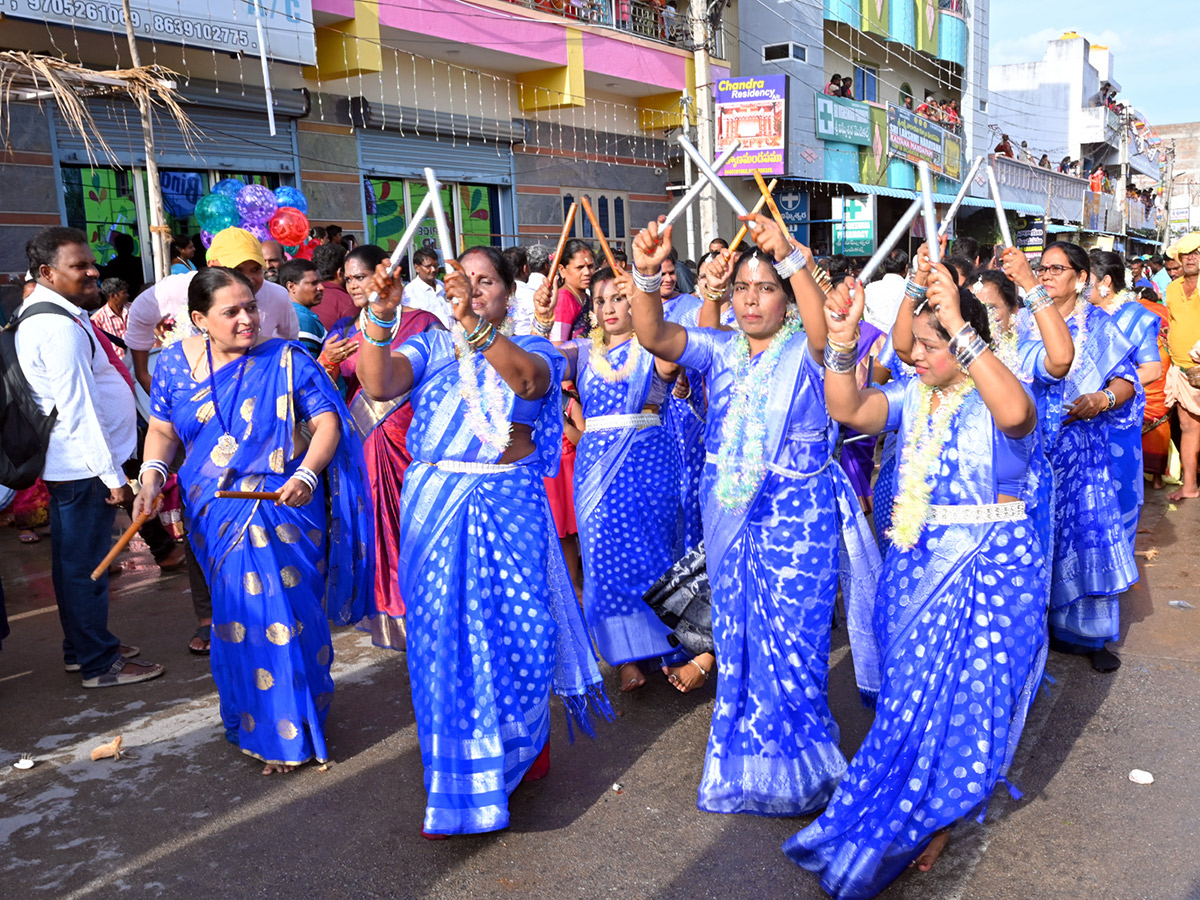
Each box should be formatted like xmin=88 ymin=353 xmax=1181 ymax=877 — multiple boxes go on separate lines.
xmin=201 ymin=229 xmax=215 ymax=249
xmin=235 ymin=184 xmax=278 ymax=225
xmin=243 ymin=221 xmax=271 ymax=243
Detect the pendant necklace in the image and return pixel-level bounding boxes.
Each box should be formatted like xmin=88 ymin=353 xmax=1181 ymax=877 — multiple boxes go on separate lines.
xmin=206 ymin=339 xmax=250 ymax=467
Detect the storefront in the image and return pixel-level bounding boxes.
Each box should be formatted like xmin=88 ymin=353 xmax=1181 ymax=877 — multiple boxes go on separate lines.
xmin=357 ymin=113 xmax=518 ymax=272
xmin=51 ymin=83 xmax=305 ymax=282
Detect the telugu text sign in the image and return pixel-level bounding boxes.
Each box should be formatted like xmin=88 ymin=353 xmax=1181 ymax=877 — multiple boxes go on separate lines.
xmin=715 ymin=75 xmax=787 ymax=177
xmin=5 ymin=0 xmax=316 ymax=66
xmin=814 ymin=94 xmax=871 ymax=147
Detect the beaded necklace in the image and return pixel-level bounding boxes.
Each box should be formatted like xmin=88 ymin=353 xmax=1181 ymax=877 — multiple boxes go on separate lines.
xmin=587 ymin=328 xmax=640 ymax=383
xmin=889 ymin=377 xmax=976 ymax=551
xmin=713 ymin=316 xmax=801 ymax=511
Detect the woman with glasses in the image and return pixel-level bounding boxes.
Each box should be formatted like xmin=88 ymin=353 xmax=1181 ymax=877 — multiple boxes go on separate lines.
xmin=1003 ymin=242 xmax=1140 ymax=673
xmin=318 ymin=244 xmax=443 ymax=649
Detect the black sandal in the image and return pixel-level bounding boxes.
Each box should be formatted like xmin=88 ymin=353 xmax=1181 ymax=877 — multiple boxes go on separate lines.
xmin=188 ymin=624 xmax=211 ymax=655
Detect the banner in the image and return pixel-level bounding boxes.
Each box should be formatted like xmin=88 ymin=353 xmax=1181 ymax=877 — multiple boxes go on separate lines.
xmin=815 ymin=94 xmax=871 ymax=147
xmin=1015 ymin=215 xmax=1045 ymax=261
xmin=832 ymin=194 xmax=875 ymax=255
xmin=8 ymin=0 xmax=317 ymax=65
xmin=886 ymin=105 xmax=944 ymax=172
xmin=715 ymin=75 xmax=787 ymax=177
xmin=775 ymin=184 xmax=810 ymax=245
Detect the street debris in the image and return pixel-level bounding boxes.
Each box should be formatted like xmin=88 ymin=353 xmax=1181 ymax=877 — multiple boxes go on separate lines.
xmin=90 ymin=736 xmax=124 ymax=761
xmin=1134 ymin=548 xmax=1159 ymax=560
xmin=1128 ymin=769 xmax=1154 ymax=785
xmin=1168 ymin=600 xmax=1195 ymax=610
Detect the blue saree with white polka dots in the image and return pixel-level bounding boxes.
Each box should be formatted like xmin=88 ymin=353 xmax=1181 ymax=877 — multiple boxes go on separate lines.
xmin=1018 ymin=303 xmax=1140 ymax=650
xmin=396 ymin=331 xmax=608 ymax=836
xmin=784 ymin=382 xmax=1052 ymax=899
xmin=675 ymin=328 xmax=881 ymax=817
xmin=152 ymin=339 xmax=374 ymax=768
xmin=661 ymin=293 xmax=708 ymax=553
xmin=565 ymin=337 xmax=681 ymax=666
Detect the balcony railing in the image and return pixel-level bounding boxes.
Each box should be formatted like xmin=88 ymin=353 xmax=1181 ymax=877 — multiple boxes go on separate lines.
xmin=1125 ymin=198 xmax=1159 ymax=233
xmin=937 ymin=0 xmax=964 ymax=14
xmin=501 ymin=0 xmax=724 ymax=55
xmin=992 ymin=154 xmax=1088 ymax=222
xmin=1078 ymin=105 xmax=1121 ymax=148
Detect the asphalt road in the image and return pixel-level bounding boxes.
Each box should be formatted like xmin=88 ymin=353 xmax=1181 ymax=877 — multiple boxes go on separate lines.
xmin=2 ymin=486 xmax=1198 ymax=900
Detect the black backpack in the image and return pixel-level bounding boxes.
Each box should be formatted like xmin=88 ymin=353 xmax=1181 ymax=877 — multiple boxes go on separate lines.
xmin=0 ymin=302 xmax=95 ymax=490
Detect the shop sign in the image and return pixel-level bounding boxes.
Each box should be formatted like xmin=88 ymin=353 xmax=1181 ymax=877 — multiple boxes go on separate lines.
xmin=886 ymin=105 xmax=945 ymax=173
xmin=8 ymin=0 xmax=317 ymax=65
xmin=1015 ymin=215 xmax=1045 ymax=261
xmin=776 ymin=184 xmax=809 ymax=245
xmin=814 ymin=94 xmax=871 ymax=147
xmin=715 ymin=75 xmax=787 ymax=176
xmin=832 ymin=194 xmax=875 ymax=256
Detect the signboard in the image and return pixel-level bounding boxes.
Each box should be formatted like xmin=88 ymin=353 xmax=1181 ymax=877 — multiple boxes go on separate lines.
xmin=814 ymin=94 xmax=871 ymax=147
xmin=832 ymin=194 xmax=875 ymax=255
xmin=1015 ymin=215 xmax=1045 ymax=262
xmin=6 ymin=0 xmax=317 ymax=65
xmin=715 ymin=75 xmax=787 ymax=177
xmin=858 ymin=106 xmax=890 ymax=185
xmin=886 ymin=104 xmax=966 ymax=179
xmin=776 ymin=184 xmax=809 ymax=246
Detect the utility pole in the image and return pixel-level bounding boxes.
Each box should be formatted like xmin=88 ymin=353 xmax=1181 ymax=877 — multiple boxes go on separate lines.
xmin=1159 ymin=143 xmax=1176 ymax=248
xmin=1119 ymin=108 xmax=1130 ymax=248
xmin=122 ymin=0 xmax=170 ymax=282
xmin=692 ymin=3 xmax=717 ymax=245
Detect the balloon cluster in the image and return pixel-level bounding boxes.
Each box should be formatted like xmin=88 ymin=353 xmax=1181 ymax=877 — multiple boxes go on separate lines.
xmin=194 ymin=178 xmax=311 ymax=253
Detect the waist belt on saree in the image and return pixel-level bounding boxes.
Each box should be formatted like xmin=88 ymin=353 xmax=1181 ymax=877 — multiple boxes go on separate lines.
xmin=434 ymin=460 xmax=518 ymax=474
xmin=705 ymin=451 xmax=834 ymax=480
xmin=586 ymin=413 xmax=661 ymax=431
xmin=926 ymin=500 xmax=1027 ymax=525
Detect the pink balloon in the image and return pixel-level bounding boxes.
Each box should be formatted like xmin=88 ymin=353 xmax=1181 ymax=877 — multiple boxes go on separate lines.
xmin=268 ymin=207 xmax=310 ymax=246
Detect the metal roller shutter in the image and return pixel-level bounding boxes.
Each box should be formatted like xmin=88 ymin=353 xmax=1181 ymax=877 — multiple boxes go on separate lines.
xmin=357 ymin=130 xmax=513 ymax=185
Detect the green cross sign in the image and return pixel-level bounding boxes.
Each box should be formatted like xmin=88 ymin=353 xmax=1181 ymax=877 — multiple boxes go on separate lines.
xmin=818 ymin=100 xmax=834 ymax=133
xmin=814 ymin=93 xmax=872 ymax=146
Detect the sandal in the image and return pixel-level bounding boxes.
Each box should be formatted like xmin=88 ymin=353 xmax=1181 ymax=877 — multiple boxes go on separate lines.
xmin=19 ymin=530 xmax=39 ymax=544
xmin=188 ymin=624 xmax=212 ymax=655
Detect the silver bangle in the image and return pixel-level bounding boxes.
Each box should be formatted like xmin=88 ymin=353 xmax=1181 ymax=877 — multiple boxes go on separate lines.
xmin=904 ymin=279 xmax=928 ymax=301
xmin=824 ymin=342 xmax=858 ymax=374
xmin=950 ymin=326 xmax=987 ymax=369
xmin=1024 ymin=284 xmax=1054 ymax=313
xmin=137 ymin=460 xmax=169 ymax=488
xmin=632 ymin=269 xmax=663 ymax=293
xmin=290 ymin=466 xmax=319 ymax=492
xmin=532 ymin=317 xmax=553 ymax=336
xmin=774 ymin=247 xmax=806 ymax=280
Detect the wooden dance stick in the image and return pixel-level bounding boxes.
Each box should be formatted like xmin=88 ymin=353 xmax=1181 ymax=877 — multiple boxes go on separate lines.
xmin=728 ymin=179 xmax=779 ymax=250
xmin=579 ymin=196 xmax=619 ymax=272
xmin=751 ymin=171 xmax=792 ymax=239
xmin=985 ymin=162 xmax=1014 ymax=248
xmin=937 ymin=155 xmax=985 ymax=238
xmin=90 ymin=506 xmax=156 ymax=581
xmin=366 ymin=192 xmax=434 ymax=305
xmin=546 ymin=201 xmax=579 ymax=290
xmin=214 ymin=490 xmax=283 ymax=501
xmin=662 ymin=142 xmax=741 ymax=229
xmin=918 ymin=162 xmax=941 ymax=266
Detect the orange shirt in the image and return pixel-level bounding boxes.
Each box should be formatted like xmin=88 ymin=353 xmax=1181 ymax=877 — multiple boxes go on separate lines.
xmin=1137 ymin=297 xmax=1169 ymax=420
xmin=1164 ymin=277 xmax=1200 ymax=368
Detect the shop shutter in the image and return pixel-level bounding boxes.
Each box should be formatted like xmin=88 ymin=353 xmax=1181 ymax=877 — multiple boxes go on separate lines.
xmin=357 ymin=130 xmax=513 ymax=185
xmin=54 ymin=100 xmax=296 ymax=173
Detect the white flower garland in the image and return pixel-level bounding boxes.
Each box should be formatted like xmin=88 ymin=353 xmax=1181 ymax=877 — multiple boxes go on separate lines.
xmin=1098 ymin=289 xmax=1134 ymax=316
xmin=588 ymin=328 xmax=640 ymax=382
xmin=986 ymin=304 xmax=1021 ymax=373
xmin=451 ymin=315 xmax=517 ymax=454
xmin=1067 ymin=291 xmax=1090 ymax=377
xmin=888 ymin=377 xmax=976 ymax=551
xmin=713 ymin=316 xmax=801 ymax=511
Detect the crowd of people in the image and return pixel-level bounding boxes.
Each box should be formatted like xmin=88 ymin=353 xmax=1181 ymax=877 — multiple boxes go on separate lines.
xmin=3 ymin=197 xmax=1200 ymax=897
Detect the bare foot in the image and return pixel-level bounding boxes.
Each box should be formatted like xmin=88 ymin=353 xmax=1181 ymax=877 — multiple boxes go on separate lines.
xmin=262 ymin=763 xmax=296 ymax=775
xmin=663 ymin=652 xmax=716 ymax=693
xmin=618 ymin=662 xmax=646 ymax=692
xmin=1152 ymin=475 xmax=1165 ymax=490
xmin=1167 ymin=486 xmax=1199 ymax=501
xmin=912 ymin=829 xmax=950 ymax=872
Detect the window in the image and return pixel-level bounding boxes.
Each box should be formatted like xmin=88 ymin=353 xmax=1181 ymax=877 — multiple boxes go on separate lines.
xmin=62 ymin=166 xmax=140 ymax=267
xmin=560 ymin=188 xmax=631 ymax=246
xmin=855 ymin=65 xmax=878 ymax=103
xmin=978 ymin=98 xmax=989 ymax=113
xmin=763 ymin=42 xmax=807 ymax=63
xmin=899 ymin=82 xmax=914 ymax=107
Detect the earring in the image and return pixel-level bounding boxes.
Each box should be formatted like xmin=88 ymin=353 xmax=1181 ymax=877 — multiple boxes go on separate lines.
xmin=1098 ymin=285 xmax=1110 ymax=298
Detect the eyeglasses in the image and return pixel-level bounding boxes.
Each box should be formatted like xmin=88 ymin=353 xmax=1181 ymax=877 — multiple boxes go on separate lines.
xmin=1034 ymin=264 xmax=1075 ymax=277
xmin=1181 ymin=249 xmax=1200 ymax=259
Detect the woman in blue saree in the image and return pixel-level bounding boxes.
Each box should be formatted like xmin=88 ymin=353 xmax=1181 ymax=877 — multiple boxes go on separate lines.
xmin=786 ymin=264 xmax=1054 ymax=897
xmin=628 ymin=215 xmax=880 ymax=817
xmin=1089 ymin=250 xmax=1163 ymax=555
xmin=549 ymin=266 xmax=692 ymax=692
xmin=135 ymin=266 xmax=372 ymax=774
xmin=356 ymin=246 xmax=607 ymax=838
xmin=1004 ymin=243 xmax=1141 ymax=673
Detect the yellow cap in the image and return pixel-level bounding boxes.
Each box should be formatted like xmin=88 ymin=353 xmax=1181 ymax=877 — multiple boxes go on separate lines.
xmin=206 ymin=227 xmax=265 ymax=270
xmin=1170 ymin=232 xmax=1200 ymax=259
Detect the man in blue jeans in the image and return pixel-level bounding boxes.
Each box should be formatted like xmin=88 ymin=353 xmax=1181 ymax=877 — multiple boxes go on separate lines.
xmin=15 ymin=227 xmax=164 ymax=688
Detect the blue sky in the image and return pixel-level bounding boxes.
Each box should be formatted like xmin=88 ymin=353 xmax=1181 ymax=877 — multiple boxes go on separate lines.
xmin=988 ymin=4 xmax=1199 ymax=127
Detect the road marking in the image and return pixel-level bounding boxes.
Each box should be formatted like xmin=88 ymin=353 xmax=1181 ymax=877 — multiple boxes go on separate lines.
xmin=8 ymin=605 xmax=58 ymax=622
xmin=0 ymin=670 xmax=32 ymax=683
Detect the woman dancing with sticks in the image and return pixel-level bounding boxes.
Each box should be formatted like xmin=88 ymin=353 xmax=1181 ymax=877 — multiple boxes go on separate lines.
xmin=357 ymin=245 xmax=607 ymax=838
xmin=626 ymin=214 xmax=879 ymax=816
xmin=134 ymin=266 xmax=373 ymax=774
xmin=786 ymin=262 xmax=1053 ymax=897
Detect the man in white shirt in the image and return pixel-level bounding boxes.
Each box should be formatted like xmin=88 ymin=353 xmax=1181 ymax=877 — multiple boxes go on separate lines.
xmin=504 ymin=246 xmax=536 ymax=335
xmin=401 ymin=246 xmax=451 ymax=327
xmin=862 ymin=249 xmax=910 ymax=333
xmin=124 ymin=227 xmax=299 ymax=395
xmin=14 ymin=227 xmax=164 ymax=688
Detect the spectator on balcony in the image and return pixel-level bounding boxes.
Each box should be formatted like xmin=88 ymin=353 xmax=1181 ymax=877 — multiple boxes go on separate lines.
xmin=944 ymin=100 xmax=961 ymax=132
xmin=1038 ymin=154 xmax=1052 ymax=169
xmin=662 ymin=1 xmax=677 ymax=41
xmin=994 ymin=134 xmax=1016 ymax=158
xmin=1058 ymin=156 xmax=1073 ymax=174
xmin=825 ymin=74 xmax=842 ymax=96
xmin=841 ymin=79 xmax=855 ymax=100
xmin=903 ymin=96 xmax=914 ymax=111
xmin=915 ymin=95 xmax=938 ymax=120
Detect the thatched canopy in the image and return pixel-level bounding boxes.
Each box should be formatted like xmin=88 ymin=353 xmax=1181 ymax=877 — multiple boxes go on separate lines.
xmin=0 ymin=51 xmax=196 ymax=165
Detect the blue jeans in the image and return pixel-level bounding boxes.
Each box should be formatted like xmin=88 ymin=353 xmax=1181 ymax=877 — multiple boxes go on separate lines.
xmin=46 ymin=478 xmax=120 ymax=678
